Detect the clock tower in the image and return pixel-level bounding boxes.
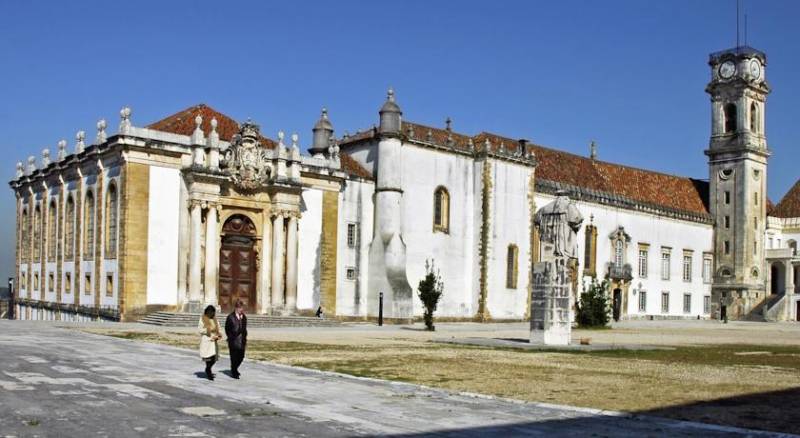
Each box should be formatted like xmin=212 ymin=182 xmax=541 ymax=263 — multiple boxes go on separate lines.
xmin=705 ymin=46 xmax=770 ymax=320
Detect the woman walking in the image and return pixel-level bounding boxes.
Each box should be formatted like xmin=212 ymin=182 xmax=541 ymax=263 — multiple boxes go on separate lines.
xmin=198 ymin=305 xmax=222 ymax=380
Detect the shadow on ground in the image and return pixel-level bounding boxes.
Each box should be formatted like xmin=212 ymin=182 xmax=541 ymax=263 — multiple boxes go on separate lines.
xmin=380 ymin=387 xmax=800 ymax=436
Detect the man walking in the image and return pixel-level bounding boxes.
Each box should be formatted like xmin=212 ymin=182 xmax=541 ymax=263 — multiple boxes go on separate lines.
xmin=225 ymin=300 xmax=248 ymax=379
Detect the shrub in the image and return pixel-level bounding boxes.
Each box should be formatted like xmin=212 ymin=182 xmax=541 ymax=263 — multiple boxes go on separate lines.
xmin=417 ymin=259 xmax=444 ymax=331
xmin=576 ymin=278 xmax=611 ymax=328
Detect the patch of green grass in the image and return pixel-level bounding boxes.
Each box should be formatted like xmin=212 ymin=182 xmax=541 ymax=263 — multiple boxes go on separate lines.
xmin=578 ymin=344 xmax=800 ymax=370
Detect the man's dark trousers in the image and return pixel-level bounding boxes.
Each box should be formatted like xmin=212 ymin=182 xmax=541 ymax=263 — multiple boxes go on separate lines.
xmin=225 ymin=311 xmax=248 ymax=376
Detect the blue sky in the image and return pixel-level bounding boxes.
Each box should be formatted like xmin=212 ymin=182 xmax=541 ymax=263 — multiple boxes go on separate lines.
xmin=1 ymin=0 xmax=798 ymax=280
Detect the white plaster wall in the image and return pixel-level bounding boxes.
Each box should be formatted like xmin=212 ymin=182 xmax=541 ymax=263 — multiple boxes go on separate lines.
xmin=44 ymin=262 xmax=57 ymax=303
xmin=401 ymin=144 xmax=477 ymax=318
xmin=336 ymin=179 xmax=375 ymax=316
xmin=486 ymin=160 xmax=533 ymax=319
xmin=534 ymin=194 xmax=714 ymax=318
xmin=61 ymin=262 xmax=75 ymax=305
xmin=298 ymin=188 xmax=323 ymax=311
xmin=146 ymin=166 xmax=181 ymax=305
xmin=79 ymin=260 xmax=95 ymax=306
xmin=100 ymin=260 xmax=118 ymax=308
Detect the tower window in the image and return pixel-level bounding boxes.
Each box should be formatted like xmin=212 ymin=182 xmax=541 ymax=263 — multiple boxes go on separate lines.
xmin=750 ymin=102 xmax=759 ymax=133
xmin=724 ymin=103 xmax=737 ymax=133
xmin=724 ymin=241 xmax=730 ymax=254
xmin=754 ymin=192 xmax=759 ymax=206
xmin=724 ymin=216 xmax=730 ymax=229
xmin=724 ymin=191 xmax=731 ymax=204
xmin=506 ymin=244 xmax=519 ymax=289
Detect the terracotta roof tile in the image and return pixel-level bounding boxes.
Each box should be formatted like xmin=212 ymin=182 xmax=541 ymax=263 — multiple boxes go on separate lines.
xmin=340 ymin=153 xmax=373 ymax=180
xmin=772 ymin=179 xmax=800 ymax=218
xmin=147 ymin=104 xmax=277 ymax=149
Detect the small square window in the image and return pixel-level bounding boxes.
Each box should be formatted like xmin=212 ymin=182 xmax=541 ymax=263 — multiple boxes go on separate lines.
xmin=345 ymin=267 xmax=357 ymax=280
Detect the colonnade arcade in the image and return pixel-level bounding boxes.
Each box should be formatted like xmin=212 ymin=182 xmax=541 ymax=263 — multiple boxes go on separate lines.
xmin=186 ymin=197 xmax=301 ymax=314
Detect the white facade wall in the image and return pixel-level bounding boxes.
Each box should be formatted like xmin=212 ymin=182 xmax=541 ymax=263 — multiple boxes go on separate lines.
xmin=145 ymin=166 xmax=181 ymax=306
xmin=486 ymin=160 xmax=533 ymax=319
xmin=401 ymin=144 xmax=478 ymax=318
xmin=336 ymin=179 xmax=374 ymax=316
xmin=535 ymin=194 xmax=714 ymax=318
xmin=298 ymin=188 xmax=323 ymax=311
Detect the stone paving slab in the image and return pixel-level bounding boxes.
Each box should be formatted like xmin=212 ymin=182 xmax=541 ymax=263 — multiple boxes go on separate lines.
xmin=0 ymin=321 xmax=794 ymax=437
xmin=434 ymin=336 xmax=676 ymax=351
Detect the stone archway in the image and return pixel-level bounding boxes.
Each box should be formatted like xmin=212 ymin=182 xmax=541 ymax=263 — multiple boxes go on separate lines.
xmin=219 ymin=215 xmax=258 ymax=312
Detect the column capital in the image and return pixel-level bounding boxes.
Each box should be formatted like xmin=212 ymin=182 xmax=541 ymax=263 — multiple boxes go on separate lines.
xmin=189 ymin=199 xmax=204 ymax=209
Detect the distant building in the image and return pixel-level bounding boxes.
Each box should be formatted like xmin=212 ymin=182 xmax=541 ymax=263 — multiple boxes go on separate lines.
xmin=9 ymin=45 xmax=799 ymax=322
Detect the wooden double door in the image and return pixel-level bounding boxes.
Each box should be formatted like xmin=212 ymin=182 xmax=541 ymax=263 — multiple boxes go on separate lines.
xmin=219 ymin=215 xmax=257 ymax=313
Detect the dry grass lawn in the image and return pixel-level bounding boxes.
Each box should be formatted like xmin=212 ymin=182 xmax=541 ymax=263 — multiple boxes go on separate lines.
xmin=88 ymin=323 xmax=800 ymax=434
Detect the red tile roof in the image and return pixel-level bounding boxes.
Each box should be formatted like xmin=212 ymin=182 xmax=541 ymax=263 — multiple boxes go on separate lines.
xmin=340 ymin=122 xmax=711 ymax=218
xmin=772 ymin=179 xmax=800 ymax=218
xmin=340 ymin=153 xmax=373 ymax=180
xmin=147 ymin=104 xmax=277 ymax=149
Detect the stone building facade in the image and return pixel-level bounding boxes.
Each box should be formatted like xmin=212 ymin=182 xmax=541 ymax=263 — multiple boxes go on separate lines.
xmin=9 ymin=45 xmax=800 ymax=322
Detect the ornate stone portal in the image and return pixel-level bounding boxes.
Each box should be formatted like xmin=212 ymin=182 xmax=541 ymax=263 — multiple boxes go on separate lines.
xmin=531 ymin=193 xmax=583 ymax=345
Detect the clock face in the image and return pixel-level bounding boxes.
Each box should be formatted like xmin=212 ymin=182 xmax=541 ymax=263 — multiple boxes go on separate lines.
xmin=719 ymin=60 xmax=736 ymax=79
xmin=749 ymin=59 xmax=761 ymax=80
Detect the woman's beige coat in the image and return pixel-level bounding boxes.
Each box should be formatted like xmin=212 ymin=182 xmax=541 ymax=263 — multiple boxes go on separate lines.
xmin=198 ymin=317 xmax=220 ymax=359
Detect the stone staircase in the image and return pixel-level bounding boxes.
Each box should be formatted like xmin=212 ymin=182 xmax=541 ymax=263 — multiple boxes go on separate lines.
xmin=763 ymin=294 xmax=787 ymax=322
xmin=137 ymin=311 xmax=343 ymax=328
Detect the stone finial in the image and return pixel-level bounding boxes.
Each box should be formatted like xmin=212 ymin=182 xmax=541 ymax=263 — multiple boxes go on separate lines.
xmin=379 ymin=87 xmax=402 ymax=134
xmin=590 ymin=140 xmax=597 ymax=160
xmin=445 ymin=117 xmax=452 ymax=131
xmin=291 ymin=133 xmax=299 ymax=151
xmin=468 ymin=138 xmax=475 ymax=151
xmin=119 ymin=107 xmax=132 ymax=134
xmin=57 ymin=139 xmax=67 ymax=161
xmin=426 ymin=129 xmax=433 ymax=142
xmin=26 ymin=156 xmax=36 ymax=175
xmin=15 ymin=161 xmax=24 ymax=178
xmin=278 ymin=130 xmax=285 ymax=149
xmin=41 ymin=148 xmax=51 ymax=167
xmin=406 ymin=124 xmax=415 ymax=138
xmin=311 ymin=107 xmax=334 ymax=156
xmin=95 ymin=119 xmax=107 ymax=144
xmin=75 ymin=130 xmax=86 ymax=153
xmin=207 ymin=117 xmax=219 ymax=149
xmin=387 ymin=87 xmax=395 ymax=102
xmin=483 ymin=138 xmax=491 ymax=151
xmin=191 ymin=114 xmax=205 ymax=144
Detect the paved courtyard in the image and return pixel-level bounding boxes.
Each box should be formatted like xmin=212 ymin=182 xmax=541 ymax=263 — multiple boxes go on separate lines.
xmin=1 ymin=321 xmax=794 ymax=437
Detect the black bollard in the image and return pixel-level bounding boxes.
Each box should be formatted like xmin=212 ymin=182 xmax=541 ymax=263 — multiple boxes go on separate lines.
xmin=378 ymin=292 xmax=383 ymax=326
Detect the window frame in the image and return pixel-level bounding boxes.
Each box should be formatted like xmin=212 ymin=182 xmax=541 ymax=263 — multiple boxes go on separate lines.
xmin=432 ymin=186 xmax=450 ymax=234
xmin=661 ymin=248 xmax=671 ymax=281
xmin=506 ymin=244 xmax=519 ymax=289
xmin=661 ymin=291 xmax=670 ymax=314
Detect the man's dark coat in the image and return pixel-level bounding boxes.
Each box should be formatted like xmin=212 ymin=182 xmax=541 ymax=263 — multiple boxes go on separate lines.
xmin=225 ymin=312 xmax=248 ymax=351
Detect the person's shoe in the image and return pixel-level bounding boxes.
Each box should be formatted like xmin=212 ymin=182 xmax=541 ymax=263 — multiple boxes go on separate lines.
xmin=232 ymin=372 xmax=240 ymax=379
xmin=206 ymin=373 xmax=214 ymax=381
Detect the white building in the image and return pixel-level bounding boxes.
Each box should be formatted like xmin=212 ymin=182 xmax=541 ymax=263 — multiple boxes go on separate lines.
xmin=9 ymin=45 xmax=799 ymax=322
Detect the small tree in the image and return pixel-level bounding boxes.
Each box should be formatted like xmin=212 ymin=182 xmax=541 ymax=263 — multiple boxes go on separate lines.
xmin=417 ymin=259 xmax=444 ymax=331
xmin=576 ymin=278 xmax=611 ymax=328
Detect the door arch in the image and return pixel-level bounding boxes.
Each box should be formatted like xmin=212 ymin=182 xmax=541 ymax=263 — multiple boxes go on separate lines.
xmin=219 ymin=214 xmax=257 ymax=312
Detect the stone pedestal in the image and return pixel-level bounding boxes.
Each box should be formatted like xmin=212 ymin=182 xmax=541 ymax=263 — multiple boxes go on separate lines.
xmin=530 ymin=256 xmax=572 ymax=346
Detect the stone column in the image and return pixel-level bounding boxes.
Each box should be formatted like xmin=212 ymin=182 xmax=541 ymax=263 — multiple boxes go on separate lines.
xmin=285 ymin=214 xmax=299 ymax=311
xmin=188 ymin=200 xmax=203 ymax=310
xmin=259 ymin=210 xmax=272 ymax=314
xmin=204 ymin=203 xmax=219 ymax=306
xmin=270 ymin=213 xmax=286 ymax=312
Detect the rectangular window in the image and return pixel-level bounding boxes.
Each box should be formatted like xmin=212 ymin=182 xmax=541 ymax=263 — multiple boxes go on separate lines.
xmin=725 ymin=191 xmax=731 ymax=204
xmin=48 ymin=273 xmax=54 ymax=292
xmin=661 ymin=292 xmax=670 ymax=314
xmin=703 ymin=295 xmax=710 ymax=314
xmin=769 ymin=237 xmax=774 ymax=248
xmin=661 ymin=249 xmax=671 ymax=280
xmin=506 ymin=245 xmax=519 ymax=289
xmin=638 ymin=248 xmax=648 ymax=278
xmin=682 ymin=254 xmax=692 ymax=282
xmin=65 ymin=272 xmax=71 ymax=294
xmin=106 ymin=275 xmax=114 ymax=297
xmin=34 ymin=273 xmax=39 ymax=291
xmin=754 ymin=217 xmax=758 ymax=230
xmin=724 ymin=241 xmax=730 ymax=255
xmin=754 ymin=192 xmax=758 ymax=206
xmin=639 ymin=291 xmax=647 ymax=312
xmin=347 ymin=223 xmax=358 ymax=248
xmin=683 ymin=293 xmax=691 ymax=314
xmin=702 ymin=256 xmax=712 ymax=283
xmin=345 ymin=267 xmax=357 ymax=280
xmin=724 ymin=216 xmax=730 ymax=228
xmin=85 ymin=274 xmax=91 ymax=295
xmin=754 ymin=240 xmax=757 ymax=255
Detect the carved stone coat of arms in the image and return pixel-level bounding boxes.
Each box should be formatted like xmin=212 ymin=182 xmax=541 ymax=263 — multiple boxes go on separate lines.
xmin=223 ymin=121 xmax=272 ymax=191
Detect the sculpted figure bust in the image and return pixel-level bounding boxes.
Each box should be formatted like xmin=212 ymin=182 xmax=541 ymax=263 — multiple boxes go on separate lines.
xmin=533 ymin=192 xmax=584 ymax=258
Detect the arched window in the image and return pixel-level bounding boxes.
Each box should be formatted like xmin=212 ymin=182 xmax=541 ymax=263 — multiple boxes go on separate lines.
xmin=48 ymin=201 xmax=57 ymax=261
xmin=433 ymin=186 xmax=450 ymax=233
xmin=750 ymin=102 xmax=759 ymax=133
xmin=20 ymin=208 xmax=28 ymax=262
xmin=583 ymin=224 xmax=597 ymax=277
xmin=65 ymin=196 xmax=75 ymax=260
xmin=105 ymin=183 xmax=118 ymax=257
xmin=506 ymin=244 xmax=519 ymax=289
xmin=724 ymin=103 xmax=737 ymax=133
xmin=33 ymin=205 xmax=41 ymax=260
xmin=84 ymin=191 xmax=95 ymax=259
